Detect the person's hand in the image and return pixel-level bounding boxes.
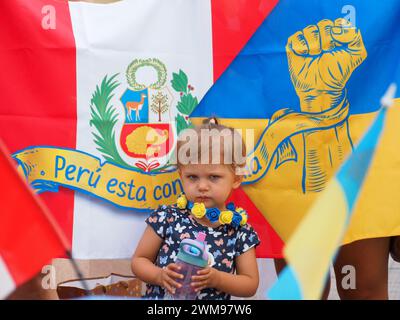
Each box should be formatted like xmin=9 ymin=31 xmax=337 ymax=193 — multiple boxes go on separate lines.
xmin=157 ymin=263 xmax=184 ymax=294
xmin=191 ymin=267 xmax=221 ymax=292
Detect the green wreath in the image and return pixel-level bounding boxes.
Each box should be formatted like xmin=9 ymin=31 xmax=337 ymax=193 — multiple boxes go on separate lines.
xmin=126 ymin=58 xmax=167 ymax=90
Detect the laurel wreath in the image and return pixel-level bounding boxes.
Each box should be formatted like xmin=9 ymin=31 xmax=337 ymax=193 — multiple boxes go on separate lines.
xmin=126 ymin=58 xmax=167 ymax=90
xmin=89 ymin=74 xmax=136 ymax=169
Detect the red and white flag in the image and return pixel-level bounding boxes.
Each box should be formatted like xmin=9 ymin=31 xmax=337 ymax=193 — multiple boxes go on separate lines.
xmin=0 ymin=140 xmax=68 ymax=299
xmin=0 ymin=0 xmax=283 ymax=261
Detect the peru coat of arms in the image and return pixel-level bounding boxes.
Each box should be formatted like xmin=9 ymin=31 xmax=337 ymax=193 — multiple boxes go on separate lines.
xmin=90 ymin=58 xmax=198 ymax=172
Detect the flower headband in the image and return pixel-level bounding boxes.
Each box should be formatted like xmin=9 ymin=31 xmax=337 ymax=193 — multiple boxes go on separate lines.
xmin=176 ymin=193 xmax=248 ymax=228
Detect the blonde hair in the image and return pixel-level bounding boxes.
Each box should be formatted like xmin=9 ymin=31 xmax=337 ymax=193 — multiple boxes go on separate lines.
xmin=176 ymin=117 xmax=247 ymax=173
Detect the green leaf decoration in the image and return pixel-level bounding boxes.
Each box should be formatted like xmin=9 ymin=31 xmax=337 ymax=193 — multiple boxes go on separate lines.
xmin=176 ymin=113 xmax=194 ymax=135
xmin=90 ymin=74 xmax=135 ymax=169
xmin=175 ymin=114 xmax=187 ymax=134
xmin=170 ymin=68 xmax=198 ymax=135
xmin=176 ymin=93 xmax=198 ymax=115
xmin=171 ymin=69 xmax=188 ymax=93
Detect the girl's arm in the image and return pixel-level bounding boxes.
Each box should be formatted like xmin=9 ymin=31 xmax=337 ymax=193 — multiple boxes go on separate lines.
xmin=191 ymin=247 xmax=259 ymax=297
xmin=131 ymin=225 xmax=163 ymax=285
xmin=131 ymin=226 xmax=183 ymax=293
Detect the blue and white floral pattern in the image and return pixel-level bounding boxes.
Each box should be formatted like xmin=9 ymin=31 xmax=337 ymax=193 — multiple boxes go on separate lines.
xmin=144 ymin=204 xmax=260 ymax=300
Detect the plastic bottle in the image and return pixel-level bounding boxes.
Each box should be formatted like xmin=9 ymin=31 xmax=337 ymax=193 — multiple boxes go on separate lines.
xmin=172 ymin=232 xmax=209 ymax=300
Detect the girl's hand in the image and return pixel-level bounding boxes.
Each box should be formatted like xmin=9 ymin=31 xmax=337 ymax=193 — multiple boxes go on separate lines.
xmin=191 ymin=267 xmax=221 ymax=292
xmin=157 ymin=263 xmax=184 ymax=294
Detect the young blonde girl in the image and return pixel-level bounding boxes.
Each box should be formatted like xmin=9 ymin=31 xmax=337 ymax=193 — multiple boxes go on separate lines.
xmin=131 ymin=118 xmax=260 ymax=299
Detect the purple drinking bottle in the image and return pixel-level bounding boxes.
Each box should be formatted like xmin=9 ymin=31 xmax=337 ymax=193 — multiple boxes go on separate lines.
xmin=172 ymin=232 xmax=209 ymax=300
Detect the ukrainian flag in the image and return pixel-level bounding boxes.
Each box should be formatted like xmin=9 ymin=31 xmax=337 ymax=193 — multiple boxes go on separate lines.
xmin=267 ymin=85 xmax=396 ymax=299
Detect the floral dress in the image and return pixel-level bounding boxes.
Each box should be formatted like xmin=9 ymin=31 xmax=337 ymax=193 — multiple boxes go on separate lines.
xmin=144 ymin=204 xmax=260 ymax=300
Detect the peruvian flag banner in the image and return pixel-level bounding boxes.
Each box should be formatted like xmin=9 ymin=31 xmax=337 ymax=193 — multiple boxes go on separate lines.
xmin=0 ymin=0 xmax=283 ymax=261
xmin=0 ymin=140 xmax=68 ymax=299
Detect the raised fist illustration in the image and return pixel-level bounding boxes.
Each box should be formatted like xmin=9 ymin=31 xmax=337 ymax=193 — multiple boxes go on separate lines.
xmin=283 ymin=19 xmax=367 ymax=192
xmin=286 ymin=18 xmax=367 ymax=113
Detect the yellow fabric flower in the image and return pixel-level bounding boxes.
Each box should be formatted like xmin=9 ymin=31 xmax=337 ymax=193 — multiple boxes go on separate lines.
xmin=240 ymin=213 xmax=248 ymax=226
xmin=219 ymin=210 xmax=233 ymax=224
xmin=236 ymin=207 xmax=245 ymax=214
xmin=191 ymin=203 xmax=206 ymax=218
xmin=176 ymin=195 xmax=187 ymax=209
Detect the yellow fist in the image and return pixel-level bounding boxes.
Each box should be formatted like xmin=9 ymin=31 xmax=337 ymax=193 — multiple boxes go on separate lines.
xmin=191 ymin=203 xmax=206 ymax=218
xmin=286 ymin=18 xmax=367 ymax=112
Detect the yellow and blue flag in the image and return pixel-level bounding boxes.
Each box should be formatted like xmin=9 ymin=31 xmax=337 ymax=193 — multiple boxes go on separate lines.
xmin=266 ymin=85 xmax=396 ymax=299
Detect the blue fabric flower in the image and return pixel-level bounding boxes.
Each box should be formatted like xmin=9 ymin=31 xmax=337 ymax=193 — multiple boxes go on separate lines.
xmin=187 ymin=201 xmax=194 ymax=209
xmin=226 ymin=202 xmax=235 ymax=211
xmin=231 ymin=212 xmax=243 ymax=228
xmin=206 ymin=207 xmax=220 ymax=223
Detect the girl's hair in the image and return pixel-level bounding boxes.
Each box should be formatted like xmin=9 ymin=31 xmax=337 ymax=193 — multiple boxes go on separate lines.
xmin=176 ymin=116 xmax=247 ymax=174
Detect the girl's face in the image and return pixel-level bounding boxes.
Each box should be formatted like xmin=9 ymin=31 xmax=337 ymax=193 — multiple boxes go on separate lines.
xmin=178 ymin=163 xmax=242 ymax=210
